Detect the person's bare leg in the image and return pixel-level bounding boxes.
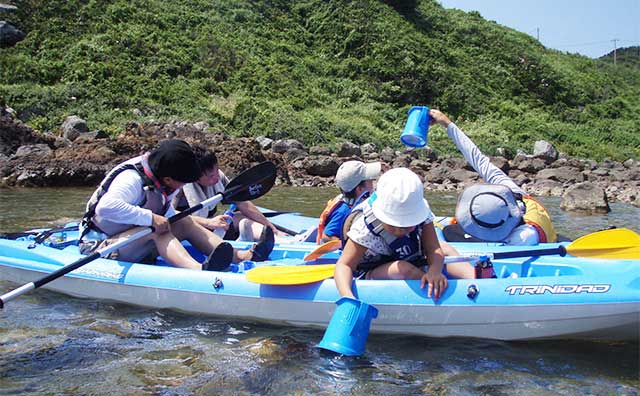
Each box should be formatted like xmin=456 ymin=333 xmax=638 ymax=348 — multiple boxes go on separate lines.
xmin=250 ymin=222 xmax=264 ymax=241
xmin=367 ymin=260 xmax=424 ymax=280
xmin=236 ymin=217 xmax=266 ymax=242
xmin=172 ymin=215 xmax=251 ymax=263
xmin=152 ymin=232 xmax=203 ymax=270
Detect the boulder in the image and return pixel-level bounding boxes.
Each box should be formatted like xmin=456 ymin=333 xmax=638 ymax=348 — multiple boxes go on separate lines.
xmin=0 ymin=21 xmax=25 ymax=47
xmin=361 ymin=143 xmax=377 ymax=155
xmin=526 ymin=179 xmax=564 ymax=196
xmin=255 ymin=136 xmax=273 ymax=150
xmin=0 ymin=115 xmax=54 ymax=156
xmin=12 ymin=144 xmax=52 ymax=158
xmin=304 ymin=156 xmax=340 ymax=177
xmin=272 ymin=139 xmax=305 ymax=154
xmin=62 ymin=116 xmax=89 ymax=141
xmin=336 ymin=141 xmax=361 ymax=157
xmin=283 ymin=148 xmax=307 ymax=162
xmin=515 ymin=158 xmax=546 ymax=173
xmin=533 ymin=140 xmax=558 ymax=163
xmin=490 ymin=156 xmax=510 ymax=173
xmin=561 ymin=182 xmax=610 ymax=214
xmin=309 ymin=145 xmax=332 ymax=156
xmin=448 ymin=168 xmax=478 ymax=183
xmin=535 ymin=166 xmax=585 ymax=183
xmin=193 ymin=121 xmax=209 ymax=132
xmin=379 ymin=147 xmax=395 ymax=163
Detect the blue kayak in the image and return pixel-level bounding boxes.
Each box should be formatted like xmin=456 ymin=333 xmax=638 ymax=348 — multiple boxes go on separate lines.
xmin=0 ymin=216 xmax=638 ymax=342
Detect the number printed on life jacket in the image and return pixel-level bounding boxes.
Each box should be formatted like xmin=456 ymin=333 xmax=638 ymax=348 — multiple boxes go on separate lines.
xmin=396 ymin=245 xmax=413 ymax=258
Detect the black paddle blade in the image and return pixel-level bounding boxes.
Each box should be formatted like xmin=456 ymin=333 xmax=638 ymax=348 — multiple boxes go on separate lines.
xmin=222 ymin=161 xmax=277 ymax=204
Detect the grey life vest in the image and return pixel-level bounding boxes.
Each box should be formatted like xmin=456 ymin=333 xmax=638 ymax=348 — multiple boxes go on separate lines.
xmin=81 ymin=156 xmax=170 ymax=238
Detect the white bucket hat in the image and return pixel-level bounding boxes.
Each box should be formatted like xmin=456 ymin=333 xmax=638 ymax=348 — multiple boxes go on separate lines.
xmin=335 ymin=161 xmax=381 ymax=192
xmin=455 ymin=184 xmax=524 ymax=242
xmin=371 ymin=168 xmax=432 ymax=228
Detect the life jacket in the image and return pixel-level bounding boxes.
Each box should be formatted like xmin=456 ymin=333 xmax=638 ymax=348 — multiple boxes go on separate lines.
xmin=522 ymin=195 xmax=557 ymax=243
xmin=348 ymin=202 xmax=424 ymax=271
xmin=81 ymin=155 xmax=169 ymax=238
xmin=316 ymin=194 xmax=350 ymax=244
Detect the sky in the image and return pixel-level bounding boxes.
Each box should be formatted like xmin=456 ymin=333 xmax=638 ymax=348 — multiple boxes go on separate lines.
xmin=438 ymin=0 xmax=640 ymax=59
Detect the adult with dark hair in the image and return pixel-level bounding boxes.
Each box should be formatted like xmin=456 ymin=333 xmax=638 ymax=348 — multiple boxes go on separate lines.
xmin=430 ymin=109 xmax=557 ymax=245
xmin=80 ymin=139 xmax=236 ymax=271
xmin=172 ymin=144 xmax=276 ymax=259
xmin=317 ymin=160 xmax=381 ymax=244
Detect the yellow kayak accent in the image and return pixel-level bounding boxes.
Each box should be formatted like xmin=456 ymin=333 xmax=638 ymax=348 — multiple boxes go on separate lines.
xmin=246 ymin=264 xmax=336 ymax=285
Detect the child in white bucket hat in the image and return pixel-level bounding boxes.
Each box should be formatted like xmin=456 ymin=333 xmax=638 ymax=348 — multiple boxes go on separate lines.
xmin=334 ymin=168 xmax=473 ymax=302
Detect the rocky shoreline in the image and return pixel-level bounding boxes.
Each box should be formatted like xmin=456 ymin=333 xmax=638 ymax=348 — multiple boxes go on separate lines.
xmin=1 ymin=113 xmax=638 ymax=212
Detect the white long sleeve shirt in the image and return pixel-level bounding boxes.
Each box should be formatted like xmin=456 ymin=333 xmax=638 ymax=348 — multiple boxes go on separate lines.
xmin=92 ymin=156 xmax=177 ymax=227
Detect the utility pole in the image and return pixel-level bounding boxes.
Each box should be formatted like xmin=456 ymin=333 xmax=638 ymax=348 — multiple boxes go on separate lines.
xmin=612 ymin=38 xmax=618 ymax=65
xmin=536 ymin=28 xmax=539 ymax=41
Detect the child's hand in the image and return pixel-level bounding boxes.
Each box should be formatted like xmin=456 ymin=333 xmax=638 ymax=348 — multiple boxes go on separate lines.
xmin=420 ymin=269 xmax=448 ymax=301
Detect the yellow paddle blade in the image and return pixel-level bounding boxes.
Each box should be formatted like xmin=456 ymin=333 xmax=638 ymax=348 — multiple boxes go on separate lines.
xmin=245 ymin=264 xmax=336 ymax=285
xmin=303 ymin=239 xmax=342 ymax=261
xmin=566 ymin=228 xmax=640 ymax=259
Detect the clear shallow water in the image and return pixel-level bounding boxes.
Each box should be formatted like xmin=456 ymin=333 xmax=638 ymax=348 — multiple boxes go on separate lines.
xmin=0 ymin=186 xmax=638 ymax=395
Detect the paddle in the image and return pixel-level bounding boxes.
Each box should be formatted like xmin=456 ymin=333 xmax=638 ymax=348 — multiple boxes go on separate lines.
xmin=262 ymin=211 xmax=294 ymax=218
xmin=0 ymin=225 xmax=79 ymax=246
xmin=0 ymin=161 xmax=277 ymax=308
xmin=245 ymin=228 xmax=640 ymax=285
xmin=303 ymin=239 xmax=342 ymax=261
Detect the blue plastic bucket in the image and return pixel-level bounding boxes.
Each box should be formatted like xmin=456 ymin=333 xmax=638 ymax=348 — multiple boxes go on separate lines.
xmin=318 ymin=297 xmax=379 ymax=356
xmin=400 ymin=106 xmax=430 ymax=148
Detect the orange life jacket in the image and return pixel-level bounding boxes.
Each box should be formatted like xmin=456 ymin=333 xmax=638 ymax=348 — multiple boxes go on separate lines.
xmin=316 ymin=194 xmax=347 ymax=244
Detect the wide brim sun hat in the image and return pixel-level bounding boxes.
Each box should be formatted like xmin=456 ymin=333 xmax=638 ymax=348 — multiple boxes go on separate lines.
xmin=371 ymin=168 xmax=431 ymax=228
xmin=455 ymin=184 xmax=524 ymax=242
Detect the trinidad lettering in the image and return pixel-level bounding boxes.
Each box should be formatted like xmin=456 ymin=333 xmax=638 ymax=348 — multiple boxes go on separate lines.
xmin=505 ymin=284 xmax=611 ymax=295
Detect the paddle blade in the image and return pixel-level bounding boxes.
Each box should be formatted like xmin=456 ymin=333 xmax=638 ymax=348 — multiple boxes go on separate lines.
xmin=246 ymin=264 xmax=336 ymax=285
xmin=566 ymin=228 xmax=640 ymax=259
xmin=222 ymin=162 xmax=277 ymax=203
xmin=304 ymin=239 xmax=342 ymax=261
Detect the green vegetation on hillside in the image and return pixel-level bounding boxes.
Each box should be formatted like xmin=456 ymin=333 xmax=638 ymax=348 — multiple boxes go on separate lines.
xmin=600 ymin=46 xmax=640 ymax=69
xmin=1 ymin=0 xmax=639 ymax=160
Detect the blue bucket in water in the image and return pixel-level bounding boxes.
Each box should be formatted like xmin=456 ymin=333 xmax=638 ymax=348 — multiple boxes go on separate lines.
xmin=400 ymin=106 xmax=430 ymax=148
xmin=318 ymin=297 xmax=379 ymax=356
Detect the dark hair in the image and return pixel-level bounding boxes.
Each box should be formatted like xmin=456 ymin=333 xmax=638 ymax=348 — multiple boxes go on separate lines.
xmin=148 ymin=139 xmax=200 ymax=183
xmin=342 ymin=180 xmax=367 ymax=199
xmin=191 ymin=144 xmax=218 ymax=172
